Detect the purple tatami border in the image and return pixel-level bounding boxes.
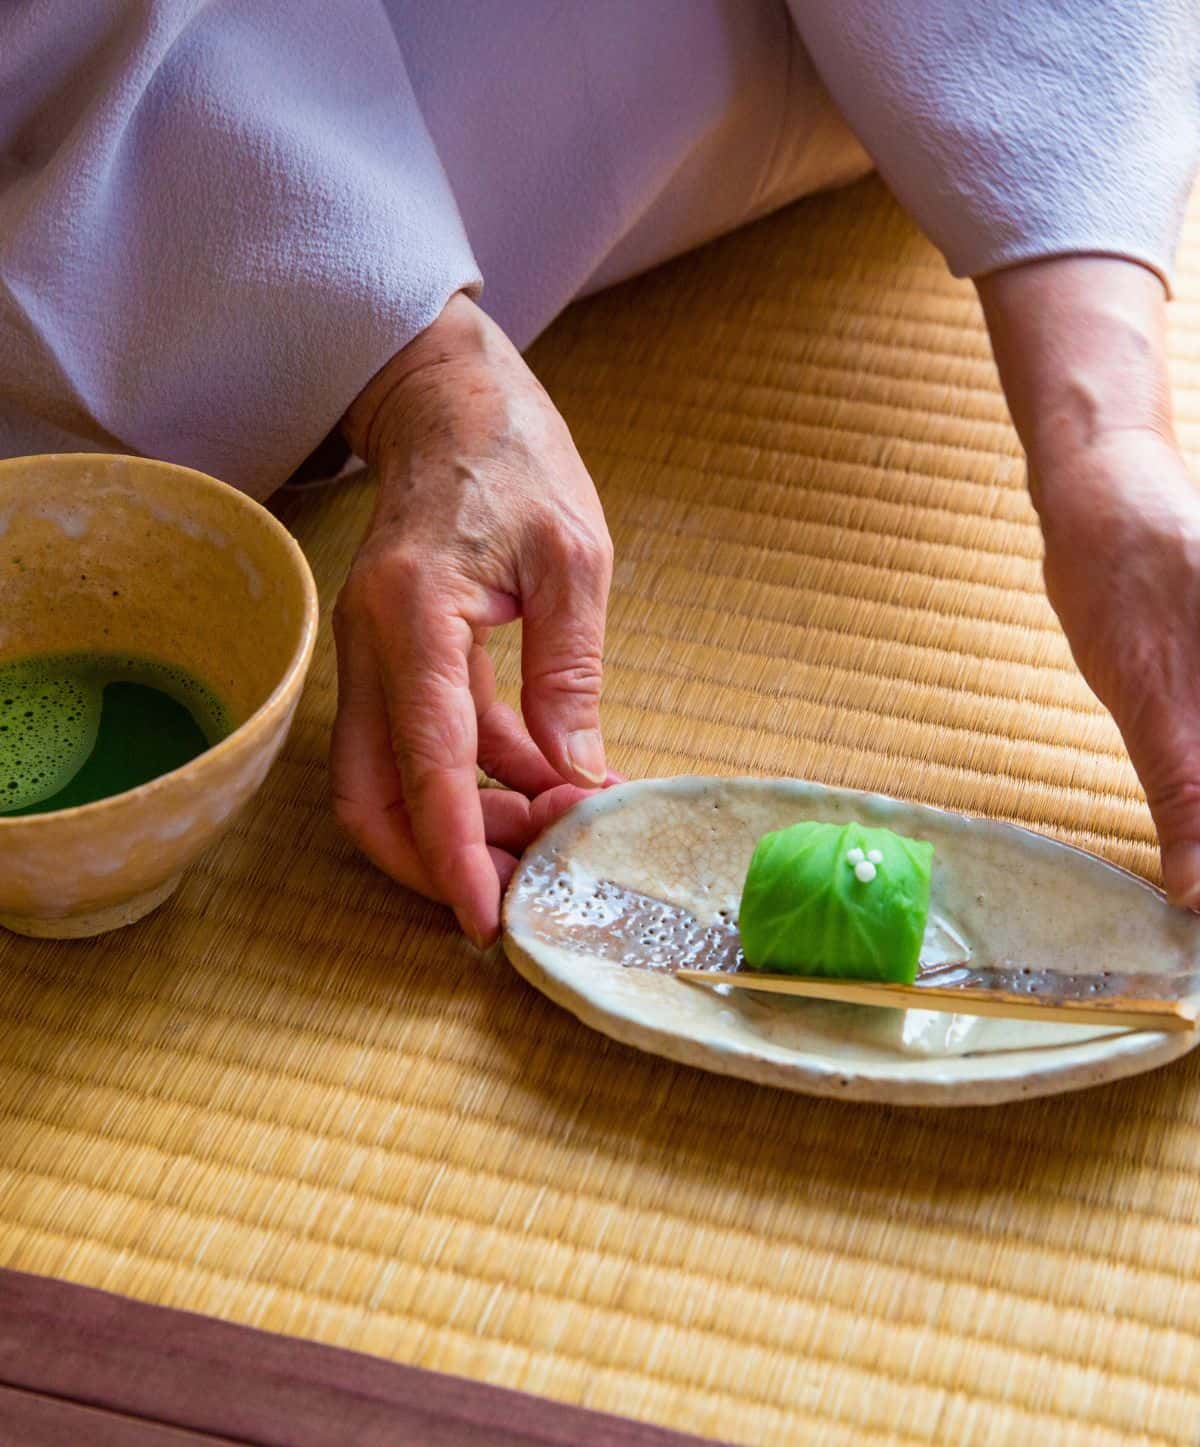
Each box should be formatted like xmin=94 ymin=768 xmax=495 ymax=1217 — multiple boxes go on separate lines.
xmin=0 ymin=1268 xmax=730 ymax=1446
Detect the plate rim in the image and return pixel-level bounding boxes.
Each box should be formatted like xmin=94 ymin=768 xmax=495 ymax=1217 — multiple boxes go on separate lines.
xmin=502 ymin=775 xmax=1198 ymax=1107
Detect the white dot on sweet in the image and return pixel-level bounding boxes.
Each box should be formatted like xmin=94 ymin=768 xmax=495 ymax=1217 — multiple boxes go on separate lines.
xmin=854 ymin=859 xmax=877 ymax=883
xmin=867 ymin=849 xmax=883 ymax=864
xmin=846 ymin=847 xmax=865 ymax=865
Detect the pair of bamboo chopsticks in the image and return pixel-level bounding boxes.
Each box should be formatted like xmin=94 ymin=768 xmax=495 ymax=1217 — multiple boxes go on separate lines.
xmin=675 ymin=971 xmax=1197 ymax=1032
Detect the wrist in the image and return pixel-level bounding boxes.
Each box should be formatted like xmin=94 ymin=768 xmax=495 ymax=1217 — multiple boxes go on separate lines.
xmin=342 ymin=291 xmax=490 ymax=465
xmin=977 ymin=256 xmax=1174 ymax=478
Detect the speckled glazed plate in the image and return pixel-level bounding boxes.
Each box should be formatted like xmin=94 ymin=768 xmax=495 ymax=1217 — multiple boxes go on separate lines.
xmin=502 ymin=777 xmax=1200 ymax=1106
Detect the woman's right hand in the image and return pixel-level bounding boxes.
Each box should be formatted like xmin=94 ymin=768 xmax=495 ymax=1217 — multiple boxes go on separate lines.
xmin=333 ymin=293 xmax=615 ymax=946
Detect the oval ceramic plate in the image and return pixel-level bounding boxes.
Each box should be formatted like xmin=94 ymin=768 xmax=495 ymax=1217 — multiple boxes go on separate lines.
xmin=502 ymin=777 xmax=1200 ymax=1106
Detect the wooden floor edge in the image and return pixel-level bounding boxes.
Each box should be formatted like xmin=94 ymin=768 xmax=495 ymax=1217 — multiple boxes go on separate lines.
xmin=0 ymin=1268 xmax=729 ymax=1447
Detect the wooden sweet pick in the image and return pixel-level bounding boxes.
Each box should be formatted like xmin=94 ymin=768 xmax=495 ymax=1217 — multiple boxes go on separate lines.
xmin=674 ymin=971 xmax=1199 ymax=1033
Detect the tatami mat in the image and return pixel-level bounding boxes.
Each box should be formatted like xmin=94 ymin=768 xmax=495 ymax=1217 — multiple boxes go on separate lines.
xmin=2 ymin=176 xmax=1200 ymax=1445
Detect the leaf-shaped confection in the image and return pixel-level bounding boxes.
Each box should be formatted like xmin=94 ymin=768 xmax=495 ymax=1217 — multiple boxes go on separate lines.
xmin=738 ymin=820 xmax=933 ymax=983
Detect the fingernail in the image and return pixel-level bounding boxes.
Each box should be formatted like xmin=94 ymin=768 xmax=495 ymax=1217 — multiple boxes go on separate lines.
xmin=1162 ymin=841 xmax=1200 ymax=910
xmin=566 ymin=729 xmax=607 ymax=786
xmin=455 ymin=909 xmax=486 ymax=950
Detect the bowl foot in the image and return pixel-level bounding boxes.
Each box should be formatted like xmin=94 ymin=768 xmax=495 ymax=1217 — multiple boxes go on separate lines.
xmin=0 ymin=874 xmax=183 ymax=939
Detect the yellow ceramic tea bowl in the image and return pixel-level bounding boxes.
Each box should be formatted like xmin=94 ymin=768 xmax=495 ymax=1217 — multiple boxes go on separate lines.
xmin=0 ymin=454 xmax=318 ymax=937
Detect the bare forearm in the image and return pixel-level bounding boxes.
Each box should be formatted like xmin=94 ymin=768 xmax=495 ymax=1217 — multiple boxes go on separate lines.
xmin=976 ymin=257 xmax=1174 ymax=494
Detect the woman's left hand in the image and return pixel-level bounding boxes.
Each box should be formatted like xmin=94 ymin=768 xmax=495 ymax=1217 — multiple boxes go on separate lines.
xmin=979 ymin=255 xmax=1200 ymax=904
xmin=1036 ymin=429 xmax=1200 ymax=905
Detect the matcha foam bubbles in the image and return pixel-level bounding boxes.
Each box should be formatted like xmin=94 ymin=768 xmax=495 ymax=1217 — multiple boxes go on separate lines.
xmin=0 ymin=653 xmax=230 ymax=817
xmin=0 ymin=667 xmax=103 ymax=810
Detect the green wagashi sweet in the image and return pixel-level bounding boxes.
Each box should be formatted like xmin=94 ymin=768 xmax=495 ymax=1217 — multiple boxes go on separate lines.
xmin=738 ymin=820 xmax=934 ymax=983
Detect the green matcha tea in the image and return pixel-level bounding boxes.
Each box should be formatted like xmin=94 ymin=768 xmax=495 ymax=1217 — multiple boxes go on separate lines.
xmin=0 ymin=653 xmax=230 ymax=816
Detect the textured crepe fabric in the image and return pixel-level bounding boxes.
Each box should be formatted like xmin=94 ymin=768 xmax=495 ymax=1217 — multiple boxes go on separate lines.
xmin=0 ymin=1 xmax=1196 ymax=497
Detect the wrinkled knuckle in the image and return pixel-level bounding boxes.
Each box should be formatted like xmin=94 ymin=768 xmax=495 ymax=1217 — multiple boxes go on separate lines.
xmin=548 ymin=521 xmax=610 ymax=582
xmin=527 ymin=653 xmax=604 ymax=701
xmin=343 ymin=546 xmax=431 ymax=638
xmin=396 ymin=711 xmax=475 ymax=776
xmin=389 ymin=721 xmax=430 ymax=772
xmin=374 ymin=542 xmax=427 ymax=594
xmin=1149 ymin=773 xmax=1200 ymax=828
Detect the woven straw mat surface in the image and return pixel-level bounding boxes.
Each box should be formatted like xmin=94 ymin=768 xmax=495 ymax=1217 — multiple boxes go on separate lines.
xmin=2 ymin=177 xmax=1200 ymax=1446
